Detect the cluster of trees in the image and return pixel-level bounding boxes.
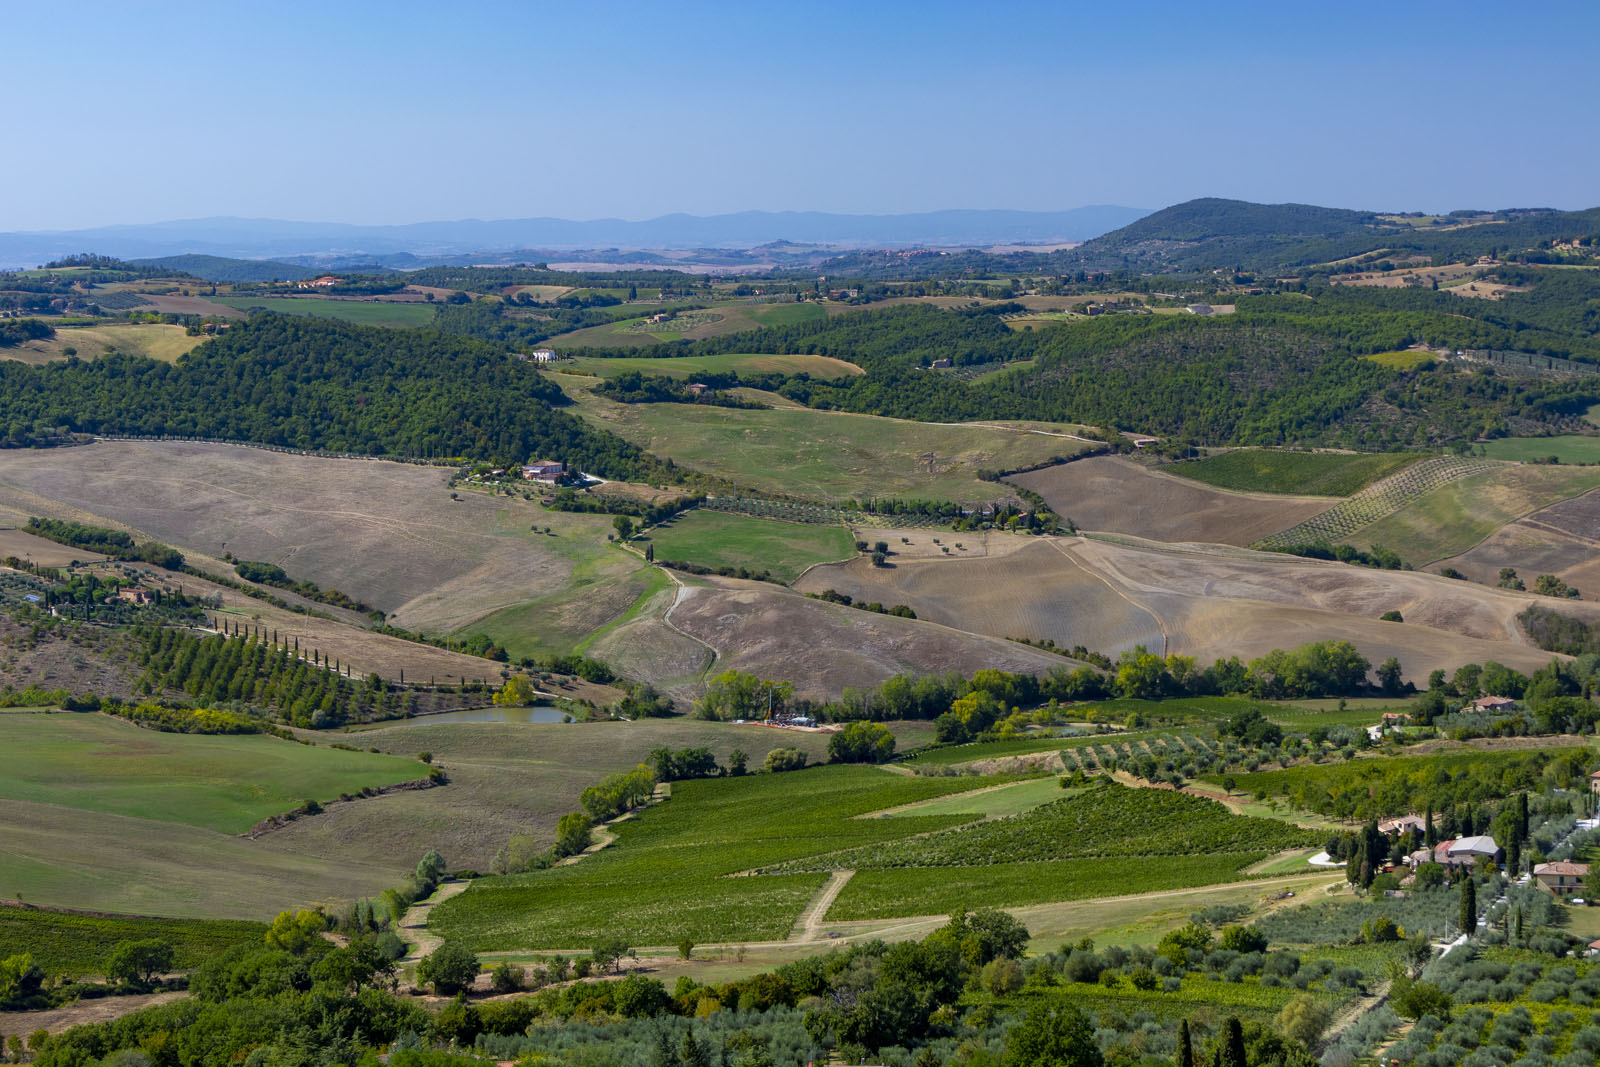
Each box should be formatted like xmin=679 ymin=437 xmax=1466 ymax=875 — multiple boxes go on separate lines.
xmin=579 ymin=764 xmax=657 ymax=821
xmin=826 ymin=721 xmax=896 ymax=764
xmin=131 ymin=625 xmax=417 ymax=729
xmin=594 ymin=371 xmax=766 ymax=409
xmin=1108 ymin=641 xmax=1385 ymax=703
xmin=0 ymin=318 xmax=53 ymax=346
xmin=1271 ymin=542 xmax=1408 ymax=570
xmin=1520 ymin=605 xmax=1600 ymax=656
xmin=0 ymin=315 xmax=685 ymax=482
xmin=25 ymin=517 xmax=184 ymax=570
xmin=1412 ymin=655 xmax=1600 ymax=737
xmin=233 ymin=560 xmax=381 ymax=619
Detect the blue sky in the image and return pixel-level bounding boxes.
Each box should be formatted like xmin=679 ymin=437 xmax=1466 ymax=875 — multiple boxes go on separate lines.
xmin=9 ymin=0 xmax=1597 ymax=230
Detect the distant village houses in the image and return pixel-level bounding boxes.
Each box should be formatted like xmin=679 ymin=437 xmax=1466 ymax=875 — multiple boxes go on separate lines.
xmin=299 ymin=275 xmax=342 ymax=289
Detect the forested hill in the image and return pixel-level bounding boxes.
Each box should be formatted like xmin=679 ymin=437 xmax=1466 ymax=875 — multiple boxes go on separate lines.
xmin=127 ymin=254 xmax=319 ymax=283
xmin=0 ymin=314 xmax=673 ymax=477
xmin=573 ymin=278 xmax=1600 ymax=448
xmin=1061 ymin=201 xmax=1600 ymax=274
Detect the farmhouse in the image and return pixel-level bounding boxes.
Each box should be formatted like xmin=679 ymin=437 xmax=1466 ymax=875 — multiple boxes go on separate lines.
xmin=929 ymin=358 xmax=953 ymax=369
xmin=686 ymin=383 xmax=709 ymax=396
xmin=521 ymin=460 xmax=567 ymax=485
xmin=1589 ymin=769 xmax=1600 ymax=794
xmin=1432 ymin=836 xmax=1502 ymax=867
xmin=1378 ymin=814 xmax=1426 ymax=836
xmin=1534 ymin=860 xmax=1589 ymax=898
xmin=300 ymin=275 xmax=342 ymax=289
xmin=114 ymin=587 xmax=154 ymax=605
xmin=1470 ymin=695 xmax=1519 ymax=712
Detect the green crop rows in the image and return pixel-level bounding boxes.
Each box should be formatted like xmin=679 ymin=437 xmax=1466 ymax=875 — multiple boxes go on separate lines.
xmin=0 ymin=905 xmax=267 ymax=977
xmin=827 ymin=853 xmax=1272 ymax=920
xmin=768 ymin=782 xmax=1316 ymax=872
xmin=1257 ymin=455 xmax=1503 ymax=547
xmin=428 ymin=766 xmax=990 ymax=950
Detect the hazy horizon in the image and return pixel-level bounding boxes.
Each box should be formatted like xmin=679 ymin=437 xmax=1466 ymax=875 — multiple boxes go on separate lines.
xmin=12 ymin=0 xmax=1599 ymax=232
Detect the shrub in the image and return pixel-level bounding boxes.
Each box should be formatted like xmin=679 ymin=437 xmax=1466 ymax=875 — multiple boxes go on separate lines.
xmin=417 ymin=942 xmax=479 ymax=995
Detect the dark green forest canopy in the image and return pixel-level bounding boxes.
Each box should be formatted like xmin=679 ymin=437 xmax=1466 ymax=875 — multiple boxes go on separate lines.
xmin=0 ymin=314 xmax=675 ymax=476
xmin=565 ymin=284 xmax=1600 ymax=447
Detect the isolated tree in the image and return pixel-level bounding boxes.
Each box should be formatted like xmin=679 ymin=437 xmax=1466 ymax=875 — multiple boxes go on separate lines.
xmin=613 ymin=515 xmax=634 ymax=540
xmin=416 ymin=941 xmax=479 ymax=995
xmin=554 ymin=812 xmax=593 ymax=858
xmin=493 ymin=674 xmax=537 ymax=706
xmin=105 ymin=940 xmax=174 ymax=988
xmin=1460 ymin=877 xmax=1477 ymax=935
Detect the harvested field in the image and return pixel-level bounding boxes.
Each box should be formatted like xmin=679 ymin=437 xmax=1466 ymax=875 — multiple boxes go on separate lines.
xmin=0 ymin=440 xmax=647 ymax=646
xmin=660 ymin=575 xmax=1069 ymax=701
xmin=848 ymin=527 xmax=1038 ymax=562
xmin=119 ymin=293 xmax=247 ymax=318
xmin=0 ymin=527 xmax=106 ymax=566
xmin=1 ymin=323 xmax=204 ymax=366
xmin=795 ymin=542 xmax=1165 ymax=656
xmin=1008 ymin=456 xmax=1331 ymax=546
xmin=799 ymin=534 xmax=1586 ymax=677
xmin=1440 ymin=487 xmax=1600 ymax=593
xmin=565 ymin=352 xmax=863 ymax=380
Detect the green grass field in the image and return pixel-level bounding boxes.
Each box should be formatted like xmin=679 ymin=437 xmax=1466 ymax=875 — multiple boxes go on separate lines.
xmin=0 ymin=712 xmax=425 ymax=834
xmin=1360 ymin=350 xmax=1437 ymax=370
xmin=745 ymin=303 xmax=827 ymax=327
xmin=1479 ymin=435 xmax=1600 ymax=464
xmin=564 ymin=352 xmax=862 ymax=381
xmin=0 ymin=905 xmax=266 ymax=977
xmin=880 ymin=777 xmax=1068 ymax=818
xmin=560 ymin=379 xmax=1092 ymax=501
xmin=642 ymin=510 xmax=857 ymax=582
xmin=1169 ymin=450 xmax=1421 ymax=497
xmin=209 ymin=296 xmax=437 ymax=328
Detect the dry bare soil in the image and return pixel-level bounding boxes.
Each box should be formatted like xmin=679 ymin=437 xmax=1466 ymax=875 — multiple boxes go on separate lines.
xmin=1009 ymin=456 xmax=1331 ymax=546
xmin=1440 ymin=487 xmax=1600 ymax=594
xmin=797 ymin=534 xmax=1590 ymax=679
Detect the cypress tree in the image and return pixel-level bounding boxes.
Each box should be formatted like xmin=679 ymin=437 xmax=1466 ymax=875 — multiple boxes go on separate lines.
xmin=1222 ymin=1017 xmax=1247 ymax=1067
xmin=1425 ymin=804 xmax=1436 ymax=848
xmin=1177 ymin=1018 xmax=1195 ymax=1067
xmin=1460 ymin=877 xmax=1477 ymax=935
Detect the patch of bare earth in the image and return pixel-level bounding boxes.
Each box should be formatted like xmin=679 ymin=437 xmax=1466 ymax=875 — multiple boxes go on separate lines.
xmin=0 ymin=991 xmax=185 ymax=1035
xmin=1008 ymin=456 xmax=1332 ymax=546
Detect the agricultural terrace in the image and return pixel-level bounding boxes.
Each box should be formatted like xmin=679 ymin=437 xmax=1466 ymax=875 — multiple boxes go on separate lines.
xmin=208 ymin=295 xmax=438 ymax=328
xmin=0 ymin=711 xmax=425 ymax=834
xmin=429 ymin=769 xmax=1318 ymax=951
xmin=1479 ymin=435 xmax=1600 ymax=464
xmin=560 ymin=379 xmax=1092 ymax=501
xmin=564 ymin=352 xmax=863 ymax=380
xmin=641 ymin=510 xmax=856 ymax=582
xmin=1169 ymin=450 xmax=1422 ymax=497
xmin=0 ymin=323 xmax=205 ymax=366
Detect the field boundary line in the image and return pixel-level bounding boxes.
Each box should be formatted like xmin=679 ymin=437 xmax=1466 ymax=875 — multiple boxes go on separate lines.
xmin=1045 ymin=538 xmax=1169 ymax=656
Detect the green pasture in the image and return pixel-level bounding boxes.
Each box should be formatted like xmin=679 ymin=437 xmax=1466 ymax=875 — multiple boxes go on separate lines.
xmin=1360 ymin=349 xmax=1437 ymax=370
xmin=1479 ymin=435 xmax=1600 ymax=464
xmin=745 ymin=302 xmax=827 ymax=327
xmin=0 ymin=905 xmax=266 ymax=977
xmin=562 ymin=383 xmax=1092 ymax=501
xmin=564 ymin=351 xmax=862 ymax=381
xmin=1169 ymin=450 xmax=1421 ymax=497
xmin=0 ymin=711 xmax=425 ymax=834
xmin=209 ymin=296 xmax=437 ymax=328
xmin=642 ymin=509 xmax=857 ymax=582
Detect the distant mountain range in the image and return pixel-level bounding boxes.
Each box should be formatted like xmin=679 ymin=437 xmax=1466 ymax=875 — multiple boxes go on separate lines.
xmin=0 ymin=207 xmax=1149 ymax=269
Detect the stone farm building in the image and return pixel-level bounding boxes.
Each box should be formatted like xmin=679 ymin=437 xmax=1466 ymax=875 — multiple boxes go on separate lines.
xmin=1534 ymin=861 xmax=1589 ymax=898
xmin=521 ymin=460 xmax=567 ymax=484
